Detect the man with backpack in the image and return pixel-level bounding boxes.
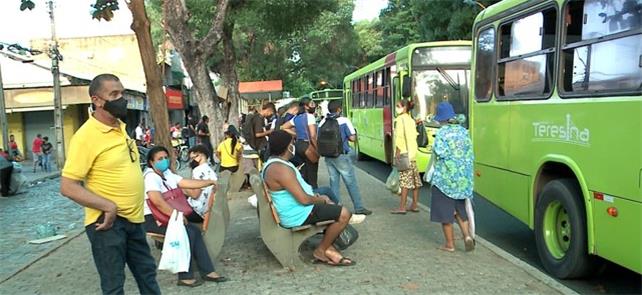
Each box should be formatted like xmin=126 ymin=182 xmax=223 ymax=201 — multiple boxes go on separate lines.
xmin=243 ymin=102 xmax=275 ymax=161
xmin=317 ymin=100 xmax=372 ymax=215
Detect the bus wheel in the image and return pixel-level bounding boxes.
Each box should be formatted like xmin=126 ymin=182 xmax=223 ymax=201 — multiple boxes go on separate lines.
xmin=534 ymin=179 xmax=594 ymax=279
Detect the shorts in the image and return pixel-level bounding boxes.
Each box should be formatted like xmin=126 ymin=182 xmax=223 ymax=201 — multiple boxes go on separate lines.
xmin=430 ymin=186 xmax=468 ymax=224
xmin=302 ymin=204 xmax=342 ymax=225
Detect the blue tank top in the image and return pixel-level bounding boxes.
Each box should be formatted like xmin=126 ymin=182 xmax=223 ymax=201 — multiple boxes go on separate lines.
xmin=261 ymin=158 xmax=313 ymax=228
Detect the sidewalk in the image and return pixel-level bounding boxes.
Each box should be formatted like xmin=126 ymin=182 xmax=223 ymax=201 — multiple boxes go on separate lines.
xmin=0 ymin=160 xmax=561 ymax=294
xmin=17 ymin=160 xmax=61 ymax=184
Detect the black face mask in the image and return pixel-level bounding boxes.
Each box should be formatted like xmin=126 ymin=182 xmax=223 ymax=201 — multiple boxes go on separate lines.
xmin=189 ymin=160 xmax=199 ymax=169
xmin=102 ymin=97 xmax=128 ymax=121
xmin=307 ymin=107 xmax=316 ymax=114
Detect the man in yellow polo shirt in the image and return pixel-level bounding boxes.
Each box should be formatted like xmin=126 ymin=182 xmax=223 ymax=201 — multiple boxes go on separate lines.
xmin=60 ymin=74 xmax=160 ymax=295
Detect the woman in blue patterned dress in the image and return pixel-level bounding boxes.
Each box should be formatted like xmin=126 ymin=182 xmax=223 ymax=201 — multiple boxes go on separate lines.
xmin=430 ymin=101 xmax=475 ymax=252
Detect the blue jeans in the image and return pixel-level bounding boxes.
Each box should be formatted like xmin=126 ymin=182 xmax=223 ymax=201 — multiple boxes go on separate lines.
xmin=85 ymin=216 xmax=161 ymax=295
xmin=325 ymin=151 xmax=365 ymax=211
xmin=42 ymin=153 xmax=51 ymax=172
xmin=314 ymin=186 xmax=340 ymax=205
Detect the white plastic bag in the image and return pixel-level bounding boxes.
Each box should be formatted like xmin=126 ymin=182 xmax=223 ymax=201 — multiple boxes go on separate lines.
xmin=158 ymin=210 xmax=191 ymax=273
xmin=423 ymin=153 xmax=435 ymax=183
xmin=247 ymin=194 xmax=258 ymax=208
xmin=465 ymin=198 xmax=476 ymax=239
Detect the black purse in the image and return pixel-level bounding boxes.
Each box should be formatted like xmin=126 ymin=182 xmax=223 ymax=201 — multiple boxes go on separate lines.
xmin=417 ymin=123 xmax=428 ymax=148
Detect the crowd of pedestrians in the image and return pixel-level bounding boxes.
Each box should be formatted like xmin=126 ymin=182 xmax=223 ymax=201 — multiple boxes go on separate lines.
xmin=58 ymin=73 xmax=475 ymax=294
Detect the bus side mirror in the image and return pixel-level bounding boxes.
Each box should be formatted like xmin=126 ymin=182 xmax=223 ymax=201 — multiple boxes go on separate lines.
xmin=402 ymin=76 xmax=412 ymax=98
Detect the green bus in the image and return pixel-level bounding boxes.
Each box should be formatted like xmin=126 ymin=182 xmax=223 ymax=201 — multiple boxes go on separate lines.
xmin=471 ymin=0 xmax=641 ymax=278
xmin=343 ymin=41 xmax=472 ymax=172
xmin=309 ymin=88 xmax=343 ymax=118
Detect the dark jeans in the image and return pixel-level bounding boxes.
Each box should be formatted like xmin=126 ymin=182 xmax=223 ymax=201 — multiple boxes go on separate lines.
xmin=85 ymin=216 xmax=160 ymax=295
xmin=295 ymin=140 xmax=318 ymax=189
xmin=0 ymin=166 xmax=12 ymax=196
xmin=144 ymin=215 xmax=215 ymax=280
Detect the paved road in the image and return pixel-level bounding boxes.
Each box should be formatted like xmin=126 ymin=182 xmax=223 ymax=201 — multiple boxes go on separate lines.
xmin=0 ymin=160 xmax=562 ymax=294
xmin=353 ymin=157 xmax=642 ymax=295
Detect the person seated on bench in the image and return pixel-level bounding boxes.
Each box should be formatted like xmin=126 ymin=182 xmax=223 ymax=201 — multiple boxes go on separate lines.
xmin=262 ymin=130 xmax=356 ymax=267
xmin=142 ymin=146 xmax=228 ymax=287
xmin=185 ymin=144 xmax=218 ymax=223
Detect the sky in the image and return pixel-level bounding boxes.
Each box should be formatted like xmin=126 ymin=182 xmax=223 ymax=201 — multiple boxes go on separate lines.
xmin=0 ymin=0 xmax=387 ymax=46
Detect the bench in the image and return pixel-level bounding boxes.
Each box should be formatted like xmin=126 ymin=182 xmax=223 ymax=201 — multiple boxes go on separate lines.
xmin=248 ymin=168 xmax=333 ymax=270
xmin=146 ymin=171 xmax=231 ymax=260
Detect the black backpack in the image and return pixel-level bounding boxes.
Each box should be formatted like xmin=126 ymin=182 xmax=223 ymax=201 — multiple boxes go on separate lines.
xmin=242 ymin=113 xmax=256 ymax=148
xmin=317 ymin=117 xmax=343 ymax=157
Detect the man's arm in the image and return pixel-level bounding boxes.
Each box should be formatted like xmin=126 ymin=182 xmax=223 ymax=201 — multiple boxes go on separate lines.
xmin=60 ymin=177 xmax=117 ymax=230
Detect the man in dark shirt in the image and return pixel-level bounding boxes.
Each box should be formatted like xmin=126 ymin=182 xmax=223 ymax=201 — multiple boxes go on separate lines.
xmin=41 ymin=136 xmax=54 ymax=172
xmin=196 ymin=115 xmax=214 ymax=164
xmin=249 ymin=103 xmax=275 ymax=160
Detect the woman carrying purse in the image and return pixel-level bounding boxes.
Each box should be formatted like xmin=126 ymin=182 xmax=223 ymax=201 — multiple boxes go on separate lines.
xmin=142 ymin=146 xmax=228 ymax=287
xmin=391 ymin=99 xmax=422 ymax=214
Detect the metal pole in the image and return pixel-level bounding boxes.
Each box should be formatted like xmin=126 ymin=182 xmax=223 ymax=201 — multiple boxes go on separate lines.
xmin=0 ymin=61 xmax=9 ymax=152
xmin=48 ymin=0 xmax=65 ymax=167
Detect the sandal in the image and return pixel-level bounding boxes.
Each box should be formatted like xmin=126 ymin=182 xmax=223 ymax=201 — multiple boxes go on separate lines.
xmin=408 ymin=208 xmax=420 ymax=213
xmin=437 ymin=246 xmax=455 ymax=253
xmin=177 ymin=280 xmax=203 ymax=287
xmin=390 ymin=210 xmax=407 ymax=215
xmin=464 ymin=237 xmax=475 ymax=252
xmin=314 ymin=257 xmax=356 ymax=267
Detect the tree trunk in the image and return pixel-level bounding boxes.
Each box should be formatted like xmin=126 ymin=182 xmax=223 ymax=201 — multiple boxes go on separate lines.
xmin=127 ymin=1 xmax=172 ymax=153
xmin=162 ymin=0 xmax=230 ymax=151
xmin=221 ymin=22 xmax=241 ymax=128
xmin=181 ymin=54 xmax=226 ymax=149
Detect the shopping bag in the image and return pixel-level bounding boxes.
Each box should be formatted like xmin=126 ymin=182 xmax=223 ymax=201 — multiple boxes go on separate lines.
xmin=385 ymin=168 xmax=400 ymax=194
xmin=333 ymin=224 xmax=359 ymax=250
xmin=423 ymin=153 xmax=435 ymax=183
xmin=465 ymin=198 xmax=476 ymax=240
xmin=158 ymin=210 xmax=191 ymax=273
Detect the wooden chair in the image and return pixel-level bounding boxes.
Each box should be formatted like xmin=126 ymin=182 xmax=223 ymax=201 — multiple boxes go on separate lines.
xmin=248 ymin=168 xmax=333 ymax=270
xmin=146 ymin=171 xmax=231 ymax=260
xmin=202 ymin=170 xmax=231 ymax=260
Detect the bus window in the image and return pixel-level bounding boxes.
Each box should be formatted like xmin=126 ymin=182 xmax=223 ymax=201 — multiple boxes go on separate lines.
xmin=561 ymin=0 xmax=642 ymax=95
xmin=385 ymin=68 xmax=392 ymax=105
xmin=475 ymin=27 xmax=495 ymax=101
xmin=412 ymin=69 xmax=470 ymax=125
xmin=497 ymin=8 xmax=557 ymax=99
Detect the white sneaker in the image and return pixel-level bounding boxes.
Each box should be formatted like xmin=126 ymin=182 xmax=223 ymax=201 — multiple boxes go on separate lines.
xmin=349 ymin=214 xmax=366 ymax=224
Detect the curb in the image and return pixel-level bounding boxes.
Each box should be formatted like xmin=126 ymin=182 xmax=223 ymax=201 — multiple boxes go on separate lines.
xmin=0 ymin=227 xmax=85 ymax=285
xmin=26 ymin=172 xmax=61 ymax=186
xmin=357 ymin=168 xmax=579 ymax=295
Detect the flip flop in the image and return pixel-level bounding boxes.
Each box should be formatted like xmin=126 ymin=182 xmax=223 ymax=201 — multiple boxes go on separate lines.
xmin=408 ymin=208 xmax=420 ymax=213
xmin=390 ymin=210 xmax=407 ymax=215
xmin=313 ymin=257 xmax=356 ymax=267
xmin=437 ymin=246 xmax=455 ymax=253
xmin=464 ymin=237 xmax=475 ymax=252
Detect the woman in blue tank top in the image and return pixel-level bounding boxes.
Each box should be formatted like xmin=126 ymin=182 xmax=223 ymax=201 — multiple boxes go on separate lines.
xmin=262 ymin=130 xmax=356 ymax=266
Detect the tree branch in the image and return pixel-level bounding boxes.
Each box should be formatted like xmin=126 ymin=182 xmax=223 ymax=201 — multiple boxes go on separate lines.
xmin=201 ymin=0 xmax=231 ymax=56
xmin=164 ymin=0 xmax=197 ymax=55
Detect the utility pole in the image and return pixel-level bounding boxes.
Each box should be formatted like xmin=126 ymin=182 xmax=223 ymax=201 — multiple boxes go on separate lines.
xmin=48 ymin=0 xmax=65 ymax=167
xmin=0 ymin=53 xmax=8 ymax=152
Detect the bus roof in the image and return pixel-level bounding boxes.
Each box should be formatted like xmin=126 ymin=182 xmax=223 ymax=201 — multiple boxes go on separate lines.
xmin=344 ymin=40 xmax=472 ymax=82
xmin=473 ymin=0 xmax=547 ymax=25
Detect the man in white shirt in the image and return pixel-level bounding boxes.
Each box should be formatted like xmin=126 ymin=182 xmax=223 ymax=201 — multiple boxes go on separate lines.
xmin=135 ymin=120 xmax=145 ymax=145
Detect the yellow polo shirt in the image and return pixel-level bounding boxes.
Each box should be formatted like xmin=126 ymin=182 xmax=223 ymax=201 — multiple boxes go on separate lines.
xmin=62 ymin=115 xmax=144 ymax=226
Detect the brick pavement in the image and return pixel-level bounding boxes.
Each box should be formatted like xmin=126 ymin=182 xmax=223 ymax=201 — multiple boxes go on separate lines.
xmin=0 ymin=160 xmax=560 ymax=294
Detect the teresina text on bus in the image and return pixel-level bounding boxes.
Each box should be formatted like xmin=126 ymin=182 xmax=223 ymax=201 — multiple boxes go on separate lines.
xmin=532 ymin=114 xmax=590 ymax=146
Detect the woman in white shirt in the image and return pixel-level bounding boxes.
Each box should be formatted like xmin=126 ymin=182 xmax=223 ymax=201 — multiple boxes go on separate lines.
xmin=143 ymin=146 xmax=228 ymax=287
xmin=186 ymin=144 xmax=218 ymax=222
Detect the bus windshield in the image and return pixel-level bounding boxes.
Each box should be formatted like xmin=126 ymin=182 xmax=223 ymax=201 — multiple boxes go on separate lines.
xmin=412 ymin=68 xmax=469 ymax=127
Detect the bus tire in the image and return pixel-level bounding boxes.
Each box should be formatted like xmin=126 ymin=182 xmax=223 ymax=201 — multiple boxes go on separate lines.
xmin=534 ymin=178 xmax=595 ymax=279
